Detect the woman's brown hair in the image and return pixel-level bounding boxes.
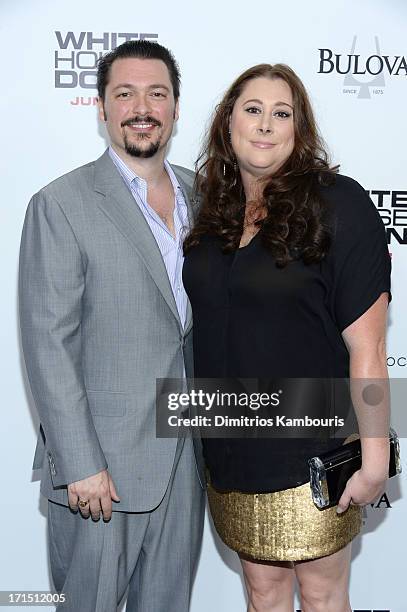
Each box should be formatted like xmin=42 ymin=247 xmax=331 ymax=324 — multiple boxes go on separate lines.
xmin=183 ymin=63 xmax=338 ymax=267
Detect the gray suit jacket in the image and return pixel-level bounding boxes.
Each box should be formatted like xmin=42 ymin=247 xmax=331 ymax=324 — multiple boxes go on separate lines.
xmin=19 ymin=149 xmax=204 ymax=512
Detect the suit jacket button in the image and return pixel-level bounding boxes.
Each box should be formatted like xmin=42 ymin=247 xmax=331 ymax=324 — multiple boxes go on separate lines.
xmin=47 ymin=453 xmax=57 ymax=475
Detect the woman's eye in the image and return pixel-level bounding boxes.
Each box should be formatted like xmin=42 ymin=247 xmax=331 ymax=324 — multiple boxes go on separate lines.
xmin=245 ymin=106 xmax=261 ymax=114
xmin=274 ymin=110 xmax=291 ymax=119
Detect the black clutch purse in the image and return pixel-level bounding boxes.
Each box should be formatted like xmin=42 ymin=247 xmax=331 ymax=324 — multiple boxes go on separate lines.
xmin=309 ymin=428 xmax=402 ymax=509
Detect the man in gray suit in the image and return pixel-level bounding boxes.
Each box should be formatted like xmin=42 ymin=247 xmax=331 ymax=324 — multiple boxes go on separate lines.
xmin=19 ymin=40 xmax=204 ymax=611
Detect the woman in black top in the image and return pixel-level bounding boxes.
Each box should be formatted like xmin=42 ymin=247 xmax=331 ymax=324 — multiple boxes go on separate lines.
xmin=183 ymin=64 xmax=391 ymax=611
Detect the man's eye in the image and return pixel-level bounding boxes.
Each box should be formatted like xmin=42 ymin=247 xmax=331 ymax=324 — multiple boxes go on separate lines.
xmin=117 ymin=92 xmax=131 ymax=98
xmin=151 ymin=92 xmax=166 ymax=98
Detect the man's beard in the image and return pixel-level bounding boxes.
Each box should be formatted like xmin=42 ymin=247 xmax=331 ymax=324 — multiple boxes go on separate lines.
xmin=122 ymin=115 xmax=162 ymax=158
xmin=124 ymin=133 xmax=161 ymax=158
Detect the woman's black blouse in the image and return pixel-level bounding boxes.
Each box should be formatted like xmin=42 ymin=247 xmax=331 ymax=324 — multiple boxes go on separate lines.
xmin=182 ymin=174 xmax=391 ymax=493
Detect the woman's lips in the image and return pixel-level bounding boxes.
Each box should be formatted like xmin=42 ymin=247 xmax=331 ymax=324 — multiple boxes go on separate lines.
xmin=250 ymin=141 xmax=275 ymax=149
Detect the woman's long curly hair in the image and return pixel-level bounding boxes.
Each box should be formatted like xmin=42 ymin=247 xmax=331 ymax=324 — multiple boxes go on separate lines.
xmin=183 ymin=63 xmax=338 ymax=267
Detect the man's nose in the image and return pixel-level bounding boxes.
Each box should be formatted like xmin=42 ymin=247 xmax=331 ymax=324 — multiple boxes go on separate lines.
xmin=131 ymin=93 xmax=152 ymax=115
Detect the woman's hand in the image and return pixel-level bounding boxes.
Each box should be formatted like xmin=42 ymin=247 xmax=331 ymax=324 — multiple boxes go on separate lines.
xmin=336 ymin=468 xmax=388 ymax=514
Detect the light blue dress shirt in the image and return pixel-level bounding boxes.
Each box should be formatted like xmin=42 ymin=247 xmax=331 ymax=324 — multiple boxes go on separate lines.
xmin=109 ymin=146 xmax=190 ymax=328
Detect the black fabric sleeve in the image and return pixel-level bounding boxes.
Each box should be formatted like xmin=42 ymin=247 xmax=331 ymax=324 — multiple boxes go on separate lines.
xmin=330 ymin=177 xmax=392 ymax=333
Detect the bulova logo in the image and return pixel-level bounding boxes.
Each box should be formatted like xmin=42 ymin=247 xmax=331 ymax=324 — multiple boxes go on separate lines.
xmin=318 ymin=36 xmax=406 ymax=99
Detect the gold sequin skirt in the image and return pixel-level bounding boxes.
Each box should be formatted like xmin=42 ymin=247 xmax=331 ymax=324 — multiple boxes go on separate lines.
xmin=207 ymin=478 xmax=362 ymax=562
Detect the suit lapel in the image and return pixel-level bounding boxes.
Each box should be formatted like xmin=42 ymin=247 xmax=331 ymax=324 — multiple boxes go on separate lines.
xmin=93 ymin=151 xmax=182 ymax=328
xmin=170 ymin=165 xmax=199 ymax=336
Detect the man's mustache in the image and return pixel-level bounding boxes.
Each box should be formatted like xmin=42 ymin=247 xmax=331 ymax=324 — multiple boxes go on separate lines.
xmin=121 ymin=116 xmax=162 ymax=128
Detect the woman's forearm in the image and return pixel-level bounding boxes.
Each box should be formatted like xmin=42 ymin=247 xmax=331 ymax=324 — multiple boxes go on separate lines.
xmin=348 ymin=343 xmax=390 ymax=479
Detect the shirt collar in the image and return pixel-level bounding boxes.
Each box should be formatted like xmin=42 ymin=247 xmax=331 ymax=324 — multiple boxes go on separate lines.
xmin=108 ymin=146 xmax=183 ymax=196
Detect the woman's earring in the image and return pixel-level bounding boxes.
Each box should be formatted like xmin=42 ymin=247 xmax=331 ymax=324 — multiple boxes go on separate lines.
xmin=231 ymin=163 xmax=237 ymax=188
xmin=223 ymin=162 xmax=226 ymax=178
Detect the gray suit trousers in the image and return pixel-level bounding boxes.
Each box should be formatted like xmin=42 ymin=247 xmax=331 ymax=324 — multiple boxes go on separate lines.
xmin=48 ymin=437 xmax=204 ymax=612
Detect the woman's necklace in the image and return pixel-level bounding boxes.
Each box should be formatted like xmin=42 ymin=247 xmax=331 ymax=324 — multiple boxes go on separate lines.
xmin=243 ymin=202 xmax=266 ymax=229
xmin=240 ymin=203 xmax=267 ymax=248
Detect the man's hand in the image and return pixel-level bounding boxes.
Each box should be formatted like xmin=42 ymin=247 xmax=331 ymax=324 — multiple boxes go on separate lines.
xmin=68 ymin=469 xmax=120 ymax=521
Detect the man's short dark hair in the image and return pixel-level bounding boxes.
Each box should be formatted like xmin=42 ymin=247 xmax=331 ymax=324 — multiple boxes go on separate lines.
xmin=97 ymin=40 xmax=181 ymax=101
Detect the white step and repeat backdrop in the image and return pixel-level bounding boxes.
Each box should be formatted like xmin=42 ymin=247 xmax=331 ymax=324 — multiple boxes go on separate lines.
xmin=2 ymin=0 xmax=406 ymax=610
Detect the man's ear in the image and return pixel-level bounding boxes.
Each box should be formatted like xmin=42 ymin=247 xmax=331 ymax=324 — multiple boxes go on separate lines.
xmin=173 ymin=99 xmax=180 ymax=122
xmin=97 ymin=97 xmax=107 ymax=122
